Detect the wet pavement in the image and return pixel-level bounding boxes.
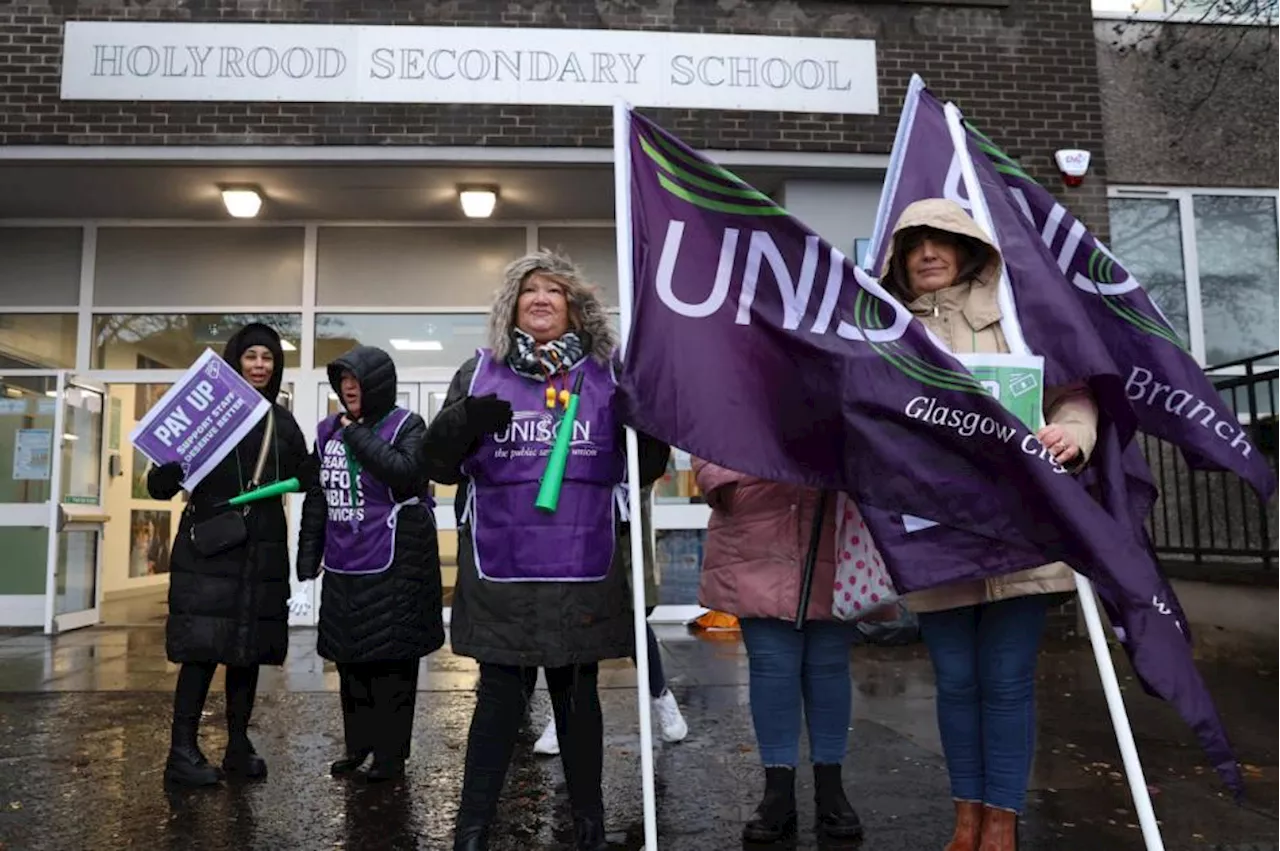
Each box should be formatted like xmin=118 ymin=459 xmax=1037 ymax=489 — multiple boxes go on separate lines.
xmin=0 ymin=625 xmax=1273 ymax=850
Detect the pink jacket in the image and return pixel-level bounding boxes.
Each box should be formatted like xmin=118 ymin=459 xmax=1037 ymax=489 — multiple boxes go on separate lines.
xmin=693 ymin=459 xmax=840 ymax=622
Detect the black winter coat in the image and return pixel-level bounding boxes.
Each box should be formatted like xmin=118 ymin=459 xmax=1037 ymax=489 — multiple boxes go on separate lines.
xmin=149 ymin=324 xmax=309 ymax=667
xmin=423 ymin=355 xmax=669 ymax=669
xmin=297 ymin=346 xmax=445 ymax=664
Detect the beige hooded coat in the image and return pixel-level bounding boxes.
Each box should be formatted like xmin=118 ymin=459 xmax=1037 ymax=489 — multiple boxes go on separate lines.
xmin=885 ymin=199 xmax=1099 ymax=614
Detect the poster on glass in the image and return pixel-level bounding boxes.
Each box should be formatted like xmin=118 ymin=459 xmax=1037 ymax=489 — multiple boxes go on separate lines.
xmin=129 ymin=509 xmax=172 ymax=577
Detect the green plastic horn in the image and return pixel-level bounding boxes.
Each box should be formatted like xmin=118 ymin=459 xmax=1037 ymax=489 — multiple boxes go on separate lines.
xmin=535 ymin=371 xmax=586 ymax=514
xmin=228 ymin=477 xmax=301 ymax=507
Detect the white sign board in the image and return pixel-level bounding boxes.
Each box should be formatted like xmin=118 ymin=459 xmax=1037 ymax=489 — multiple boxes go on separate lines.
xmin=60 ymin=22 xmax=878 ymax=114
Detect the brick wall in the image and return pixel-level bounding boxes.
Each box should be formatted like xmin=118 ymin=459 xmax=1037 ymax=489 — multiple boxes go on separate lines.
xmin=0 ymin=0 xmax=1109 ymax=229
xmin=1096 ymin=20 xmax=1279 ymax=188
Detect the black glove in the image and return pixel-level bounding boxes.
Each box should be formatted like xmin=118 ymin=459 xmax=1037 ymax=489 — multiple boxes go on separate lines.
xmin=296 ymin=454 xmax=320 ymax=491
xmin=147 ymin=461 xmax=184 ymax=500
xmin=464 ymin=394 xmax=513 ymax=437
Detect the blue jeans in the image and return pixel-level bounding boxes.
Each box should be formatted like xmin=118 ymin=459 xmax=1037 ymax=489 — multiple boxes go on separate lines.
xmin=919 ymin=595 xmax=1050 ymax=813
xmin=739 ymin=618 xmax=858 ymax=767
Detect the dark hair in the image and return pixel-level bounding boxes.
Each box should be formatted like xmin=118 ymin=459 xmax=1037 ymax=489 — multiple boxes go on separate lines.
xmin=883 ymin=226 xmax=993 ymax=303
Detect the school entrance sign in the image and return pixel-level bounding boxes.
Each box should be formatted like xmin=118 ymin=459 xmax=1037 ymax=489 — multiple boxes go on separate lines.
xmin=60 ymin=22 xmax=878 ymax=115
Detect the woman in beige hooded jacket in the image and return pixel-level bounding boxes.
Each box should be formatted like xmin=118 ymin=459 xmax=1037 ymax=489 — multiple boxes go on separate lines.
xmin=881 ymin=199 xmax=1098 ymax=851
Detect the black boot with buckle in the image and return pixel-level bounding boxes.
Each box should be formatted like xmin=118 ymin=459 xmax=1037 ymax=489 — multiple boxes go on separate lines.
xmin=742 ymin=766 xmax=798 ymax=843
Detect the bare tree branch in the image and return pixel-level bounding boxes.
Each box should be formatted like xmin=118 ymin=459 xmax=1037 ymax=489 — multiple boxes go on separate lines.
xmin=1107 ymin=0 xmax=1278 ymax=144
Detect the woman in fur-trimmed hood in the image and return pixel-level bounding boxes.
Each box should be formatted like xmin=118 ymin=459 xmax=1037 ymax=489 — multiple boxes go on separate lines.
xmin=424 ymin=250 xmax=670 ymax=851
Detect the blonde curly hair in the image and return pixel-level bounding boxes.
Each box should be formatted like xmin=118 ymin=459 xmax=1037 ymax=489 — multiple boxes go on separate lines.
xmin=487 ymin=249 xmax=617 ymax=364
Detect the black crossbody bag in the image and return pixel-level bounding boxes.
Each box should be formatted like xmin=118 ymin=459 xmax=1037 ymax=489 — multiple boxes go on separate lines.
xmin=189 ymin=410 xmax=275 ymax=558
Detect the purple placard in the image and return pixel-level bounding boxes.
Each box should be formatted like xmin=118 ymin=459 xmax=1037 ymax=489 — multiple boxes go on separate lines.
xmin=128 ymin=348 xmax=271 ymax=490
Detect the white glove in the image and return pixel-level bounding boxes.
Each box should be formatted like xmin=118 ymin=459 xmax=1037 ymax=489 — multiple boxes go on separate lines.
xmin=287 ymin=581 xmax=315 ymax=618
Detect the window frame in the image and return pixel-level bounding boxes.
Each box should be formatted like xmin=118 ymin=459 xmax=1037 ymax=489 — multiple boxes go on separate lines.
xmin=1107 ymin=185 xmax=1280 ymax=370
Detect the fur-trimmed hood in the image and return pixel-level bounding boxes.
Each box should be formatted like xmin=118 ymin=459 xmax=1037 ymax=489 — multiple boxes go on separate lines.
xmin=487 ymin=250 xmax=617 ymax=364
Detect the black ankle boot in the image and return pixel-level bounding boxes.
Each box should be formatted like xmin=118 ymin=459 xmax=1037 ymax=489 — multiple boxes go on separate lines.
xmin=573 ymin=811 xmax=608 ymax=851
xmin=742 ymin=766 xmax=797 ymax=843
xmin=164 ymin=717 xmax=220 ymax=788
xmin=813 ymin=763 xmax=863 ymax=841
xmin=222 ymin=733 xmax=268 ymax=779
xmin=330 ymin=750 xmax=370 ymax=776
xmin=453 ymin=821 xmax=489 ymax=851
xmin=365 ymin=756 xmax=406 ymax=783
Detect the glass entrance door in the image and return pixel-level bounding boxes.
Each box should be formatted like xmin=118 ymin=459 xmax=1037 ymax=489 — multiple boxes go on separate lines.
xmin=0 ymin=374 xmax=58 ymax=627
xmin=49 ymin=378 xmax=107 ymax=633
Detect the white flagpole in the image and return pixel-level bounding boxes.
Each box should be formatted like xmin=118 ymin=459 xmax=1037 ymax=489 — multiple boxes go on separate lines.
xmin=863 ymin=74 xmax=926 ymax=271
xmin=613 ymin=97 xmax=660 ymax=851
xmin=944 ymin=101 xmax=1165 ymax=851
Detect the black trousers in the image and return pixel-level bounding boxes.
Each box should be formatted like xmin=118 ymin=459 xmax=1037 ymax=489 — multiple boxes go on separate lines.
xmin=459 ymin=662 xmax=604 ymax=828
xmin=172 ymin=662 xmax=260 ymax=745
xmin=336 ymin=660 xmax=421 ymax=764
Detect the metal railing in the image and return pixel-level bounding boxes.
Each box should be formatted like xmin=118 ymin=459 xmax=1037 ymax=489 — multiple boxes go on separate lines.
xmin=1142 ymin=350 xmax=1278 ymax=577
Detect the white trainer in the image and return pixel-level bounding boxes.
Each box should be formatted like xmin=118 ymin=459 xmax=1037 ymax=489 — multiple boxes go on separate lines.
xmin=651 ymin=689 xmax=689 ymax=743
xmin=533 ymin=716 xmax=560 ymax=756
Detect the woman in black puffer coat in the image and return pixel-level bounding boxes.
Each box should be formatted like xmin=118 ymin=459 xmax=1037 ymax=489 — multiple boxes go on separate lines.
xmin=146 ymin=322 xmax=314 ymax=788
xmin=297 ymin=345 xmax=444 ymax=782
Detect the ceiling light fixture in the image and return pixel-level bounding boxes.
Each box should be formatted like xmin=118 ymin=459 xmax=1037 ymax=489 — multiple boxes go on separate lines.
xmin=220 ymin=185 xmax=264 ymax=218
xmin=458 ymin=185 xmax=498 ymax=219
xmin=280 ymin=340 xmax=298 ymax=352
xmin=389 ymin=338 xmax=444 ymax=352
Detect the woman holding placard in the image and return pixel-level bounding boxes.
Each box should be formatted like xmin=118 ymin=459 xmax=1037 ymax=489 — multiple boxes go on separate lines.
xmin=424 ymin=250 xmax=669 ymax=851
xmin=295 ymin=345 xmax=444 ymax=783
xmin=879 ymin=199 xmax=1098 ymax=851
xmin=147 ymin=322 xmax=314 ymax=788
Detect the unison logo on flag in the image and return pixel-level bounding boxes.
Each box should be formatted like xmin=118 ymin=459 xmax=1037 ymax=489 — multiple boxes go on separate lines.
xmin=634 ymin=115 xmax=993 ymax=400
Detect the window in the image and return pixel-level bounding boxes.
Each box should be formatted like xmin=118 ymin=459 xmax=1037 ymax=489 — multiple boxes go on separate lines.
xmin=1107 ymin=198 xmax=1190 ymax=343
xmin=0 ymin=314 xmax=78 ymax=369
xmin=0 ymin=228 xmax=82 ymax=307
xmin=653 ymin=450 xmax=703 ymax=505
xmin=1107 ymin=188 xmax=1278 ymax=368
xmin=0 ymin=377 xmax=57 ymax=506
xmin=535 ymin=228 xmax=619 ymax=305
xmin=1193 ymin=195 xmax=1278 ymax=365
xmin=316 ymin=227 xmax=526 ymax=307
xmin=315 ymin=313 xmax=487 ymax=369
xmin=94 ymin=228 xmax=304 ymax=308
xmin=93 ymin=313 xmax=302 ymax=369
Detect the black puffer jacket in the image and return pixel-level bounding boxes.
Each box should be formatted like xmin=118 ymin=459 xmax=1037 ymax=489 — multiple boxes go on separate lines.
xmin=424 ymin=355 xmax=669 ymax=669
xmin=297 ymin=346 xmax=444 ymax=664
xmin=148 ymin=323 xmax=310 ymax=667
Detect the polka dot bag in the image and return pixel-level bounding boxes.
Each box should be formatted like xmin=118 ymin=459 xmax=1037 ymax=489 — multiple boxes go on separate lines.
xmin=832 ymin=492 xmax=898 ymax=621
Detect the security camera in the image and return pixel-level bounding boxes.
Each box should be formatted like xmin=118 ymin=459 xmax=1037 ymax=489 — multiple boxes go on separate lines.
xmin=1054 ymin=149 xmax=1091 ymax=187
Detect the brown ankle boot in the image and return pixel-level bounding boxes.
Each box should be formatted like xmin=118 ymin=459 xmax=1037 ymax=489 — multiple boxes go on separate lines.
xmin=978 ymin=805 xmax=1017 ymax=851
xmin=944 ymin=801 xmax=984 ymax=851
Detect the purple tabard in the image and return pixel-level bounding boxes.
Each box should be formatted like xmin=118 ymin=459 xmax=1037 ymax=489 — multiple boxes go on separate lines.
xmin=317 ymin=408 xmax=423 ymax=575
xmin=463 ymin=349 xmax=624 ymax=582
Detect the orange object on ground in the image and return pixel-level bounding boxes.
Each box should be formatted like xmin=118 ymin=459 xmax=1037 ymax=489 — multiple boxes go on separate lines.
xmin=693 ymin=610 xmax=740 ymax=631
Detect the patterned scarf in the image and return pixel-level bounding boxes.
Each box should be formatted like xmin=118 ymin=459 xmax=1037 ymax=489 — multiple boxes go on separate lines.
xmin=507 ymin=327 xmax=587 ymax=380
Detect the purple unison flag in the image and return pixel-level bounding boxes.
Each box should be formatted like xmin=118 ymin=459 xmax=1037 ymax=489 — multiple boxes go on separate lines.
xmin=875 ymin=77 xmax=1275 ymax=502
xmin=130 ymin=348 xmax=271 ymax=490
xmin=616 ymin=108 xmax=1242 ymax=794
xmin=870 ymin=79 xmax=1239 ymax=798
